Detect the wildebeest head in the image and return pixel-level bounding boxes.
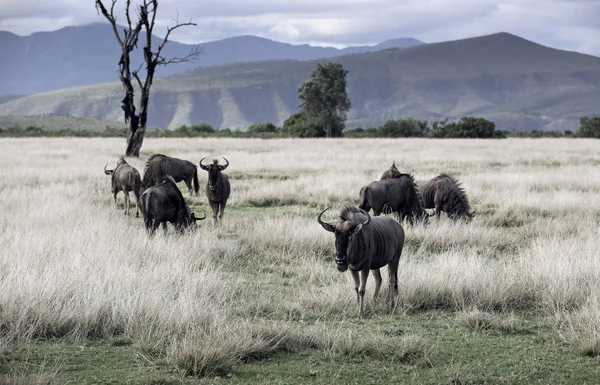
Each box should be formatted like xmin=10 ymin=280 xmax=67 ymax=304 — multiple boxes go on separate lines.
xmin=380 ymin=161 xmax=402 ymax=180
xmin=199 ymin=157 xmax=229 ymax=191
xmin=317 ymin=204 xmax=371 ymax=272
xmin=175 ymin=210 xmax=206 ymax=233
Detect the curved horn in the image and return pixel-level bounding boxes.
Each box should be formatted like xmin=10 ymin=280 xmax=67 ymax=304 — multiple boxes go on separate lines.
xmin=317 ymin=208 xmax=336 ymax=232
xmin=199 ymin=157 xmax=209 ymax=171
xmin=219 ymin=157 xmax=229 ymax=170
xmin=193 ymin=210 xmax=207 ymax=221
xmin=359 ymin=208 xmax=371 ymax=226
xmin=104 ymin=163 xmax=113 ymax=175
xmin=428 ymin=209 xmax=435 ymax=217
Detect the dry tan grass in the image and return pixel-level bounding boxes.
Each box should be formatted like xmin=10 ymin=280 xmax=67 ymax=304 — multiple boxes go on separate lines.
xmin=2 ymin=137 xmax=600 ymax=371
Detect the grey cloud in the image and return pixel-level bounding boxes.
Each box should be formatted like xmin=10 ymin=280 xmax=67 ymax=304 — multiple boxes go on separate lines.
xmin=0 ymin=0 xmax=599 ymax=56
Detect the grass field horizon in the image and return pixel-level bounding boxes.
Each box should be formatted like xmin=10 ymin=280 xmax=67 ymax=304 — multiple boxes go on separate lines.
xmin=1 ymin=137 xmax=600 ymax=384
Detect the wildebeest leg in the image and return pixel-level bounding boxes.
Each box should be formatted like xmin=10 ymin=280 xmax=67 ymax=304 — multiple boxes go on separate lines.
xmin=358 ymin=267 xmax=370 ymax=317
xmin=211 ymin=202 xmax=219 ymax=225
xmin=387 ymin=258 xmax=400 ymax=309
xmin=184 ymin=179 xmax=193 ymax=196
xmin=113 ymin=190 xmax=119 ymax=209
xmin=134 ymin=192 xmax=140 ymax=218
xmin=218 ymin=204 xmax=225 ymax=223
xmin=162 ymin=222 xmax=168 ymax=234
xmin=435 ymin=206 xmax=441 ymax=220
xmin=351 ymin=269 xmax=360 ymax=310
xmin=123 ymin=191 xmax=130 ymax=216
xmin=372 ymin=269 xmax=383 ymax=304
xmin=145 ymin=218 xmax=155 ymax=236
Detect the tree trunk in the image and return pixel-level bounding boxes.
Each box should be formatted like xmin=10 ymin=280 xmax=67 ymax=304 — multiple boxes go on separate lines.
xmin=125 ymin=116 xmax=145 ymax=157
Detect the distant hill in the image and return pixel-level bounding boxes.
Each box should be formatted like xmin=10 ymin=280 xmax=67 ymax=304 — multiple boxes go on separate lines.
xmin=0 ymin=114 xmax=122 ymax=132
xmin=0 ymin=32 xmax=598 ymax=132
xmin=0 ymin=23 xmax=423 ymax=95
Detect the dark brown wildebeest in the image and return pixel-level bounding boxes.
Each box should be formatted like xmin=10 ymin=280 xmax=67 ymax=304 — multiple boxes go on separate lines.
xmin=138 ymin=176 xmax=206 ymax=236
xmin=141 ymin=154 xmax=199 ymax=195
xmin=104 ymin=156 xmax=142 ymax=217
xmin=359 ymin=174 xmax=429 ymax=225
xmin=317 ymin=203 xmax=405 ymax=317
xmin=199 ymin=157 xmax=231 ymax=225
xmin=380 ymin=161 xmax=402 ymax=180
xmin=417 ymin=173 xmax=474 ymax=222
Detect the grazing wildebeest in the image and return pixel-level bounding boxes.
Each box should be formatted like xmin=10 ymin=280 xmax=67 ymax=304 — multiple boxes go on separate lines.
xmin=138 ymin=176 xmax=206 ymax=236
xmin=380 ymin=161 xmax=402 ymax=180
xmin=104 ymin=156 xmax=142 ymax=217
xmin=359 ymin=174 xmax=429 ymax=225
xmin=317 ymin=203 xmax=405 ymax=317
xmin=141 ymin=154 xmax=199 ymax=195
xmin=199 ymin=157 xmax=231 ymax=225
xmin=417 ymin=173 xmax=474 ymax=222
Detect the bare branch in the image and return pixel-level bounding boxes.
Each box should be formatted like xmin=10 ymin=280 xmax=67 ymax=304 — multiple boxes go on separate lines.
xmin=154 ymin=19 xmax=198 ymax=66
xmin=95 ymin=0 xmax=123 ymax=45
xmin=156 ymin=45 xmax=201 ymax=66
xmin=132 ymin=71 xmax=143 ymax=91
xmin=126 ymin=0 xmax=133 ymax=31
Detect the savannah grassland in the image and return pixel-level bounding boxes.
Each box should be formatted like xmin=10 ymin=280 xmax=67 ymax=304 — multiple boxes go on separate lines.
xmin=1 ymin=137 xmax=600 ymax=384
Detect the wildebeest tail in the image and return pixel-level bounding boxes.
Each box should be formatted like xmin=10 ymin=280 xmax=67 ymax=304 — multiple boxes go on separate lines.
xmin=193 ymin=169 xmax=199 ymax=194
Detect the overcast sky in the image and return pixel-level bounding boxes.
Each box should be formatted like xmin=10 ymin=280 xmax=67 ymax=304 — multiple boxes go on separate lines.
xmin=1 ymin=0 xmax=599 ymax=56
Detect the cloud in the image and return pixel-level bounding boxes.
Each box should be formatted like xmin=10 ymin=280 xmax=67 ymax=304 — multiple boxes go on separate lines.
xmin=0 ymin=0 xmax=599 ymax=56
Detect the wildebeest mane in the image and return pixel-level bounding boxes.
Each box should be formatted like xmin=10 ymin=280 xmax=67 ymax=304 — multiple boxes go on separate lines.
xmin=339 ymin=203 xmax=368 ymax=226
xmin=160 ymin=175 xmax=191 ymax=215
xmin=438 ymin=173 xmax=470 ymax=213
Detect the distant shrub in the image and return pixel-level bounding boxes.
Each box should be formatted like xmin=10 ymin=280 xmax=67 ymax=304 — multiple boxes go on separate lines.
xmin=379 ymin=118 xmax=429 ymax=137
xmin=170 ymin=124 xmax=215 ymax=137
xmin=248 ymin=122 xmax=279 ymax=134
xmin=282 ymin=112 xmax=326 ymax=138
xmin=577 ymin=117 xmax=600 ymax=138
xmin=430 ymin=117 xmax=504 ymax=138
xmin=509 ymin=130 xmax=568 ymax=138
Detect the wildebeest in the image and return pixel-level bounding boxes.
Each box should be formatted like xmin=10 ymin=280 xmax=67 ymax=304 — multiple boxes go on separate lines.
xmin=104 ymin=156 xmax=142 ymax=217
xmin=138 ymin=176 xmax=206 ymax=236
xmin=317 ymin=203 xmax=405 ymax=317
xmin=380 ymin=161 xmax=402 ymax=180
xmin=199 ymin=157 xmax=231 ymax=225
xmin=359 ymin=174 xmax=429 ymax=225
xmin=417 ymin=173 xmax=474 ymax=222
xmin=141 ymin=154 xmax=199 ymax=195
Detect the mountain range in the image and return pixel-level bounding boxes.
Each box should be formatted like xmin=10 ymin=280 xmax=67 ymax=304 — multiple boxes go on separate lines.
xmin=0 ymin=23 xmax=423 ymax=95
xmin=0 ymin=25 xmax=598 ymax=132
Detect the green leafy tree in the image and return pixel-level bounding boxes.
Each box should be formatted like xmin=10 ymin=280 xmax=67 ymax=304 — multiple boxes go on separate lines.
xmin=298 ymin=62 xmax=351 ymax=137
xmin=578 ymin=117 xmax=600 ymax=138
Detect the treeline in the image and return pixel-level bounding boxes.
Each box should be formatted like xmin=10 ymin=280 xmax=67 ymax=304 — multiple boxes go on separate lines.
xmin=1 ymin=116 xmax=599 ymax=139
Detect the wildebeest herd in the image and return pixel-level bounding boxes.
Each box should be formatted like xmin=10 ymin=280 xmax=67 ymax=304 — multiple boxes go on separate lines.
xmin=317 ymin=161 xmax=475 ymax=316
xmin=104 ymin=154 xmax=230 ymax=235
xmin=104 ymin=157 xmax=473 ymax=316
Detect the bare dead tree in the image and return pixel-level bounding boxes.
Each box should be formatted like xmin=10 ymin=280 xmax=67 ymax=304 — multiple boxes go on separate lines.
xmin=95 ymin=0 xmax=199 ymax=157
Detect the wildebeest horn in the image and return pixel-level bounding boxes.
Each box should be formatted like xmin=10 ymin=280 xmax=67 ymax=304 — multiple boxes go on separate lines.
xmin=193 ymin=210 xmax=207 ymax=221
xmin=219 ymin=157 xmax=229 ymax=170
xmin=317 ymin=208 xmax=336 ymax=232
xmin=199 ymin=157 xmax=209 ymax=170
xmin=359 ymin=209 xmax=371 ymax=226
xmin=103 ymin=163 xmax=113 ymax=175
